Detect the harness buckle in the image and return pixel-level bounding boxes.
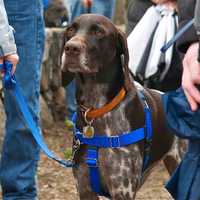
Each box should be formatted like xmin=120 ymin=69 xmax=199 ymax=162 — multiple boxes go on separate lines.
xmin=84 ymin=108 xmax=94 ymax=125
xmin=86 ymin=157 xmax=98 ymax=167
xmin=86 ymin=147 xmax=98 ymax=167
xmin=110 ymin=136 xmax=120 ymax=148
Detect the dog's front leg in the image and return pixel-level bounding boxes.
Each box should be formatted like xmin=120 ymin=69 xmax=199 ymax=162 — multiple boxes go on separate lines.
xmin=73 ymin=164 xmax=99 ymax=200
xmin=163 ymin=136 xmax=187 ymax=175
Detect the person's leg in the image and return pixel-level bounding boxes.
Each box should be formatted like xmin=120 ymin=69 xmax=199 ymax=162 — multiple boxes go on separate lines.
xmin=0 ymin=0 xmax=45 ymax=199
xmin=66 ymin=0 xmax=85 ymax=22
xmin=92 ymin=0 xmax=116 ymax=19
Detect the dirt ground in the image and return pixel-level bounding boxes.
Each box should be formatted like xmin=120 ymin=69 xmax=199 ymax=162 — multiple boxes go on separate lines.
xmin=37 ymin=122 xmax=173 ymax=200
xmin=0 ymin=122 xmax=173 ymax=200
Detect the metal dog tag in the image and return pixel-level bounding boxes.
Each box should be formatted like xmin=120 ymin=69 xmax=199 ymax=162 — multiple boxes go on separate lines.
xmin=83 ymin=125 xmax=94 ymax=138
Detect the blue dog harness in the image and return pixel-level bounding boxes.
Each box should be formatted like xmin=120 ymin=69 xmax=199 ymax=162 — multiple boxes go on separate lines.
xmin=72 ymin=92 xmax=153 ymax=197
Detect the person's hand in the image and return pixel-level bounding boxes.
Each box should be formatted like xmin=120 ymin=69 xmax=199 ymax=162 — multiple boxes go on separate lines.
xmin=0 ymin=53 xmax=19 ymax=76
xmin=82 ymin=0 xmax=92 ymax=8
xmin=151 ymin=0 xmax=177 ymax=11
xmin=182 ymin=42 xmax=200 ymax=111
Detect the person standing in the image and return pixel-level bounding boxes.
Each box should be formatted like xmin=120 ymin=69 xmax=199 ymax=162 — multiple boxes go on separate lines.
xmin=126 ymin=0 xmax=182 ymax=92
xmin=0 ymin=0 xmax=45 ymax=199
xmin=162 ymin=1 xmax=200 ymax=199
xmin=180 ymin=0 xmax=200 ymax=112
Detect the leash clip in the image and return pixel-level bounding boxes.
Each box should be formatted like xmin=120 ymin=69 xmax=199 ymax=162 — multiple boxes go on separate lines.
xmin=84 ymin=108 xmax=94 ymax=125
xmin=71 ymin=139 xmax=80 ymax=163
xmin=110 ymin=135 xmax=120 ymax=148
xmin=83 ymin=108 xmax=95 ymax=138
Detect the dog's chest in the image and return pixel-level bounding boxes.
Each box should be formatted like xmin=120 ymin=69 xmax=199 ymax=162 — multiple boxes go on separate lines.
xmin=76 ymin=84 xmax=146 ymax=197
xmin=92 ymin=100 xmax=131 ymax=136
xmin=99 ymin=137 xmax=143 ymax=198
xmin=93 ymin=104 xmax=143 ymax=197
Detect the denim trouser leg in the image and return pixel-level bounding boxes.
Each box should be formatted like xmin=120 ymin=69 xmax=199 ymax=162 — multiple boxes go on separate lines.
xmin=67 ymin=0 xmax=116 ymax=21
xmin=92 ymin=0 xmax=116 ymax=19
xmin=0 ymin=1 xmax=45 ymax=199
xmin=66 ymin=0 xmax=85 ymax=22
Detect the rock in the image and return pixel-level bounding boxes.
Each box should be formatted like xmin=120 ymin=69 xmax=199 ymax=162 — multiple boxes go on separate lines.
xmin=41 ymin=28 xmax=67 ymax=122
xmin=51 ymin=87 xmax=67 ymax=121
xmin=42 ymin=28 xmax=64 ymax=91
xmin=40 ymin=96 xmax=54 ymax=129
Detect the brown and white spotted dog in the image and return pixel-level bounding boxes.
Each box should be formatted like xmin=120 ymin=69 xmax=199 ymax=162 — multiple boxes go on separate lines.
xmin=61 ymin=14 xmax=186 ymax=200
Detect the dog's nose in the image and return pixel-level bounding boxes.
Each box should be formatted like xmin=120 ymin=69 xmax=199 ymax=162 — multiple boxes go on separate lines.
xmin=64 ymin=42 xmax=82 ymax=55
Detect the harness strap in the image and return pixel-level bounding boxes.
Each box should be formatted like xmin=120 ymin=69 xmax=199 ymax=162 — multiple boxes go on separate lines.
xmin=137 ymin=90 xmax=153 ymax=171
xmin=86 ymin=146 xmax=110 ymax=197
xmin=142 ymin=107 xmax=153 ymax=171
xmin=75 ymin=128 xmax=145 ymax=148
xmin=1 ymin=61 xmax=73 ymax=168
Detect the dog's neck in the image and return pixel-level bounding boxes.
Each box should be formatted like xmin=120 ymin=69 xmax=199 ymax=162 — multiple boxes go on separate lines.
xmin=75 ymin=58 xmax=127 ymax=109
xmin=75 ymin=55 xmax=145 ymax=139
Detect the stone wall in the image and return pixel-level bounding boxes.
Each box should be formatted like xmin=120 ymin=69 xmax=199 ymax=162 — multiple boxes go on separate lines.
xmin=41 ymin=28 xmax=67 ymax=125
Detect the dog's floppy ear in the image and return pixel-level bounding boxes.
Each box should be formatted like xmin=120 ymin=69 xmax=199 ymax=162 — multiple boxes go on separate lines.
xmin=117 ymin=30 xmax=133 ymax=91
xmin=61 ymin=29 xmax=74 ymax=86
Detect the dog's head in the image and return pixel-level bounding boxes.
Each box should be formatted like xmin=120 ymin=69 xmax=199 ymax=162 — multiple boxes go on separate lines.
xmin=61 ymin=14 xmax=132 ymax=90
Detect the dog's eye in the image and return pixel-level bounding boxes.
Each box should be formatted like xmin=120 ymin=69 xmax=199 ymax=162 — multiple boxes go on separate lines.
xmin=90 ymin=26 xmax=105 ymax=38
xmin=93 ymin=29 xmax=104 ymax=37
xmin=66 ymin=27 xmax=76 ymax=38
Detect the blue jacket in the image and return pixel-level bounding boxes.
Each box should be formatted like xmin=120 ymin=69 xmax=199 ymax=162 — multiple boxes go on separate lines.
xmin=162 ymin=88 xmax=200 ymax=200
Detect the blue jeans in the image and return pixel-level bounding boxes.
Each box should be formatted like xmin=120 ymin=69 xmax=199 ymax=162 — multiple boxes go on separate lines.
xmin=65 ymin=0 xmax=116 ymax=119
xmin=0 ymin=0 xmax=45 ymax=199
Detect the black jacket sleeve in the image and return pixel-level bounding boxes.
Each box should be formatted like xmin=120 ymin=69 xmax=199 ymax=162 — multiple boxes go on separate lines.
xmin=126 ymin=0 xmax=153 ymax=35
xmin=177 ymin=0 xmax=198 ymax=53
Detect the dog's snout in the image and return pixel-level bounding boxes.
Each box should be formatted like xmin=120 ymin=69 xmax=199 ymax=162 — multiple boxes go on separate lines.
xmin=64 ymin=41 xmax=83 ymax=56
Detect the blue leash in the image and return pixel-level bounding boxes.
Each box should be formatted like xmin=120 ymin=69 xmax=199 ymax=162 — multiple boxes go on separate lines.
xmin=161 ymin=19 xmax=194 ymax=53
xmin=72 ymin=93 xmax=153 ymax=197
xmin=0 ymin=61 xmax=73 ymax=168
